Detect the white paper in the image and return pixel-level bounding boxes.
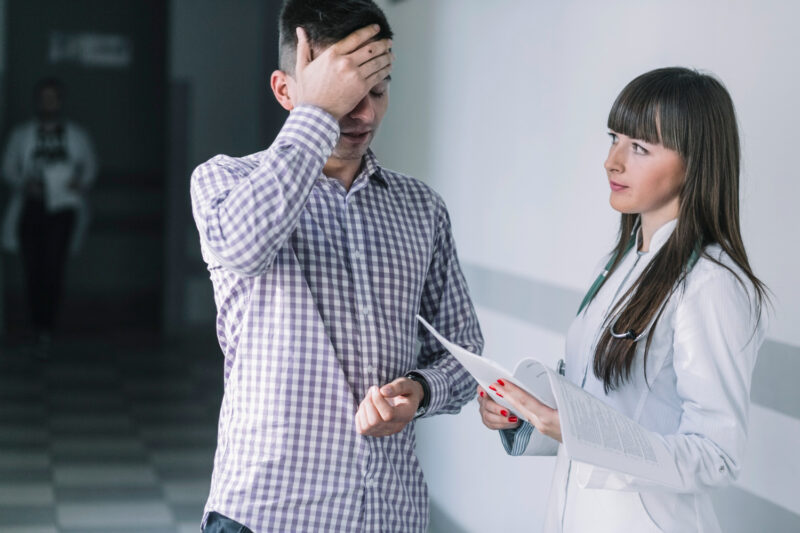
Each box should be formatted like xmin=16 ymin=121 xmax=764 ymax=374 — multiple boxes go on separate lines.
xmin=416 ymin=315 xmax=556 ymax=416
xmin=417 ymin=314 xmax=682 ymax=488
xmin=547 ymin=369 xmax=682 ymax=487
xmin=42 ymin=162 xmax=80 ymax=211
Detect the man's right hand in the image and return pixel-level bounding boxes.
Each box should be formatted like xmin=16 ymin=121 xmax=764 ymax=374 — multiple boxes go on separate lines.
xmin=293 ymin=24 xmax=393 ymax=120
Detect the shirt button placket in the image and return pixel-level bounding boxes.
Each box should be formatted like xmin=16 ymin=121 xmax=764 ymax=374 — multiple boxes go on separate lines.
xmin=345 ymin=197 xmax=376 ymax=390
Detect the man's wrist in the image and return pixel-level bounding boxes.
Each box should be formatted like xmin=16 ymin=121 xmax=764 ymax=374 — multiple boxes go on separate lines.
xmin=404 ymin=372 xmax=430 ymax=418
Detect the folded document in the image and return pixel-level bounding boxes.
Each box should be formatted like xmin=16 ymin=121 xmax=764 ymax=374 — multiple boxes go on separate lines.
xmin=416 ymin=315 xmax=682 ymax=488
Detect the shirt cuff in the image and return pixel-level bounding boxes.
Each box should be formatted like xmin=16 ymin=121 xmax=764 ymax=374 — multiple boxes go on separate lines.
xmin=408 ymin=367 xmax=450 ymax=418
xmin=500 ymin=421 xmax=535 ymax=456
xmin=277 ymin=105 xmax=340 ymax=159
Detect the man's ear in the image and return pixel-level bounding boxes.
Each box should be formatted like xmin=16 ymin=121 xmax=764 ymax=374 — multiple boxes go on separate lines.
xmin=270 ymin=70 xmax=294 ymax=112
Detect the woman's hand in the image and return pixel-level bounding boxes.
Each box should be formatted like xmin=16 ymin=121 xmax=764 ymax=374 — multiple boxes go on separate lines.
xmin=494 ymin=379 xmax=562 ymax=442
xmin=477 ymin=385 xmax=521 ymax=430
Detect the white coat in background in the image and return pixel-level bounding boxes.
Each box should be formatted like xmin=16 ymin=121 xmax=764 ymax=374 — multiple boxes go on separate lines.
xmin=2 ymin=119 xmax=98 ymax=255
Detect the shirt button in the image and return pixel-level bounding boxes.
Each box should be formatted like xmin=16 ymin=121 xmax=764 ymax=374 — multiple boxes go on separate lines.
xmin=352 ymin=250 xmax=362 ymax=260
xmin=365 ymin=364 xmax=377 ymax=375
xmin=361 ymin=306 xmax=371 ymax=317
xmin=365 ymin=478 xmax=376 ymax=488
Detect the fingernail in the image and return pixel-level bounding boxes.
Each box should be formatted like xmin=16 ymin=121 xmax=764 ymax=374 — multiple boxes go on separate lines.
xmin=489 ymin=386 xmax=497 ymax=392
xmin=479 ymin=391 xmax=484 ymax=398
xmin=497 ymin=379 xmax=505 ymax=386
xmin=509 ymin=416 xmax=518 ymax=423
xmin=500 ymin=410 xmax=508 ymax=417
xmin=496 ymin=393 xmax=503 ymax=398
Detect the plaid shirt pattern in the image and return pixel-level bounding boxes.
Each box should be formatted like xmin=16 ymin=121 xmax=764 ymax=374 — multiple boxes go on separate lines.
xmin=190 ymin=105 xmax=483 ymax=532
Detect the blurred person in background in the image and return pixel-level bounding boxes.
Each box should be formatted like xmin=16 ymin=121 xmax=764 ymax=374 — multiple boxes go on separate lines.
xmin=2 ymin=77 xmax=97 ymax=356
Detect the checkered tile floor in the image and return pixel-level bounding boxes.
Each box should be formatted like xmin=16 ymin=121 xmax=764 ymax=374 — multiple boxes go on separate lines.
xmin=0 ymin=330 xmax=223 ymax=533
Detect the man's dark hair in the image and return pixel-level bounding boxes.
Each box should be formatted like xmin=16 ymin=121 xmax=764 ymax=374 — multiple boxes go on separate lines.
xmin=279 ymin=0 xmax=393 ymax=73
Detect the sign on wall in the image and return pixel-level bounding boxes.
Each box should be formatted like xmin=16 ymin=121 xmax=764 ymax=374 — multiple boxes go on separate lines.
xmin=49 ymin=32 xmax=133 ymax=68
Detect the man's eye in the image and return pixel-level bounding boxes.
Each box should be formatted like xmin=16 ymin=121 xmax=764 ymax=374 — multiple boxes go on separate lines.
xmin=371 ymin=90 xmax=386 ymax=97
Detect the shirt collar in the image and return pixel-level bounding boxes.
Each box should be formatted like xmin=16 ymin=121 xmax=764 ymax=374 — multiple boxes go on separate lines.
xmin=320 ymin=149 xmax=389 ymax=196
xmin=638 ymin=218 xmax=678 ymax=255
xmin=359 ymin=149 xmax=388 ymax=186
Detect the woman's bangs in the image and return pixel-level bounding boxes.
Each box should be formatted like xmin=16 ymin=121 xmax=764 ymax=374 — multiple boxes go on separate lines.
xmin=607 ymin=81 xmax=664 ymax=146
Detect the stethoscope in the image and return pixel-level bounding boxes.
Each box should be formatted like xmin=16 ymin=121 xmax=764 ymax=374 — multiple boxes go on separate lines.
xmin=575 ymin=226 xmax=701 ymax=342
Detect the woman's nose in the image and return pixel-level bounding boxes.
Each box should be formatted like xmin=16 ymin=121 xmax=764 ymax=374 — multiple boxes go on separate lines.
xmin=604 ymin=144 xmax=624 ymax=173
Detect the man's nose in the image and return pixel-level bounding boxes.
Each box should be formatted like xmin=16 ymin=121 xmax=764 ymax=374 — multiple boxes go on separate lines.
xmin=347 ymin=95 xmax=375 ymax=123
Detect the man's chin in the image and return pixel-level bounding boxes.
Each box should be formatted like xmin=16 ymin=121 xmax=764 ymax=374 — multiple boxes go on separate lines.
xmin=331 ymin=146 xmax=371 ymax=161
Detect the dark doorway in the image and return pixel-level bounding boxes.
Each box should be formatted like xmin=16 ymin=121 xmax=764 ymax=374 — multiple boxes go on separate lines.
xmin=2 ymin=0 xmax=168 ymax=335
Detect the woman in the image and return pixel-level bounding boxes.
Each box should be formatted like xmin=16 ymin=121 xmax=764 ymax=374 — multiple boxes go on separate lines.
xmin=478 ymin=67 xmax=768 ymax=532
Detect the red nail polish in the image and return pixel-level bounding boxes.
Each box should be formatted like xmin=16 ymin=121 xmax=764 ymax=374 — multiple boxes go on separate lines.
xmin=509 ymin=416 xmax=518 ymax=423
xmin=497 ymin=379 xmax=505 ymax=386
xmin=479 ymin=391 xmax=484 ymax=398
xmin=489 ymin=386 xmax=497 ymax=392
xmin=500 ymin=410 xmax=508 ymax=416
xmin=496 ymin=393 xmax=503 ymax=397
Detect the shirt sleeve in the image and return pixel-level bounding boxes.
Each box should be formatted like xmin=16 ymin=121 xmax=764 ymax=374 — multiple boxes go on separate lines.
xmin=413 ymin=200 xmax=484 ymax=417
xmin=575 ymin=268 xmax=766 ymax=493
xmin=499 ymin=421 xmax=559 ymax=456
xmin=190 ymin=105 xmax=339 ymax=277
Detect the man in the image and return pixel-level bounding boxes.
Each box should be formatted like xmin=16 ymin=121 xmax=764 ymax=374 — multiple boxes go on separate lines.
xmin=190 ymin=1 xmax=482 ymax=531
xmin=2 ymin=77 xmax=97 ymax=355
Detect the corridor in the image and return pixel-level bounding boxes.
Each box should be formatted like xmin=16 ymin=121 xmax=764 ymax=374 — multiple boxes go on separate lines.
xmin=0 ymin=330 xmax=222 ymax=532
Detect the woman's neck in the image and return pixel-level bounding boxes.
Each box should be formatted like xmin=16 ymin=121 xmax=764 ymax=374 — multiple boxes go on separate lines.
xmin=639 ymin=207 xmax=679 ymax=252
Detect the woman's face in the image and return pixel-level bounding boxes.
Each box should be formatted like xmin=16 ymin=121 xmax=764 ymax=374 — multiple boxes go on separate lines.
xmin=604 ymin=130 xmax=685 ymax=222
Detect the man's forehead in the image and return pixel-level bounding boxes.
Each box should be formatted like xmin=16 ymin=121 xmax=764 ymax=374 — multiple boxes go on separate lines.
xmin=309 ymin=35 xmax=383 ymax=57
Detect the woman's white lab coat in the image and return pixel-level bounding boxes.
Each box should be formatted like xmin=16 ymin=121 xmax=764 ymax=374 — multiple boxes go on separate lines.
xmin=504 ymin=219 xmax=766 ymax=533
xmin=2 ymin=119 xmax=97 ymax=254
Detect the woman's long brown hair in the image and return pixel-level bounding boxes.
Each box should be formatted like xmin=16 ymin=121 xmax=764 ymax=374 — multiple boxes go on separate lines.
xmin=591 ymin=67 xmax=768 ymax=393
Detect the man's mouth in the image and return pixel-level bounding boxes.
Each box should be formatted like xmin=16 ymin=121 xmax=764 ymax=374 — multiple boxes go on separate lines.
xmin=341 ymin=130 xmax=371 ymax=142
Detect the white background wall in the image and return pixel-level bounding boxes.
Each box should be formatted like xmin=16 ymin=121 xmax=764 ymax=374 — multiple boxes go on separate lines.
xmin=373 ymin=0 xmax=800 ymax=531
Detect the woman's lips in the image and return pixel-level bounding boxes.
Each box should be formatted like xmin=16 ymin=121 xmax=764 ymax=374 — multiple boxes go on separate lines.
xmin=609 ymin=180 xmax=628 ymax=192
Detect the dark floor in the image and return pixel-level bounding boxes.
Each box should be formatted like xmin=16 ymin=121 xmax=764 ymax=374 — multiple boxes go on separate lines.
xmin=0 ymin=328 xmax=223 ymax=533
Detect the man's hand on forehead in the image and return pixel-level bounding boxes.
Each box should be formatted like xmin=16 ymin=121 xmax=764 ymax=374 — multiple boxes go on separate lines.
xmin=293 ymin=24 xmax=394 ymax=120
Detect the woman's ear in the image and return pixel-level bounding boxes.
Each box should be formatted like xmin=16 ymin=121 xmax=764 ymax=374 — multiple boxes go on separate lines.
xmin=270 ymin=70 xmax=294 ymax=112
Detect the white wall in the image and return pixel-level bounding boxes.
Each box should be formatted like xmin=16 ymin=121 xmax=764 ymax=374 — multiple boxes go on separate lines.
xmin=374 ymin=1 xmax=800 ymax=531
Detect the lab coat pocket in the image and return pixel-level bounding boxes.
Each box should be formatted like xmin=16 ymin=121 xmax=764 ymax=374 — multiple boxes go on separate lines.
xmin=639 ymin=490 xmax=696 ymax=533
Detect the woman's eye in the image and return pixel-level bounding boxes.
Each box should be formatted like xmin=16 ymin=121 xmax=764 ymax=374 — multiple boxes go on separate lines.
xmin=607 ymin=132 xmax=618 ymax=144
xmin=632 ymin=143 xmax=649 ymax=155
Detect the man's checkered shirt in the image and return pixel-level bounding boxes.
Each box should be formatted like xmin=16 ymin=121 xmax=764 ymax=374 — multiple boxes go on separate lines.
xmin=190 ymin=105 xmax=483 ymax=532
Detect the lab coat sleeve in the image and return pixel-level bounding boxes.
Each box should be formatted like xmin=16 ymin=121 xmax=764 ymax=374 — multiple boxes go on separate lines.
xmin=2 ymin=127 xmax=26 ymax=188
xmin=190 ymin=105 xmax=339 ymax=277
xmin=72 ymin=125 xmax=98 ymax=189
xmin=575 ymin=267 xmax=765 ymax=493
